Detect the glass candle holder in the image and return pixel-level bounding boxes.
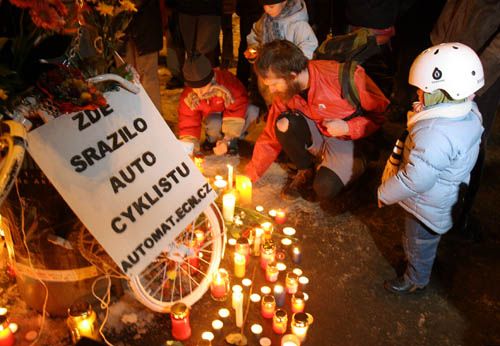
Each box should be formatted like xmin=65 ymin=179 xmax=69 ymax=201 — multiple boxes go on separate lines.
xmin=234 ymin=252 xmax=246 ymax=278
xmin=272 ymin=309 xmax=288 ymax=335
xmin=291 ymin=292 xmax=306 ymax=313
xmin=210 ymin=269 xmax=230 ymax=301
xmin=261 ymin=295 xmax=276 ymax=319
xmin=285 ymin=272 xmax=299 ymax=294
xmin=66 ymin=301 xmax=101 ymax=344
xmin=235 ymin=237 xmax=250 ymax=262
xmin=273 ymin=284 xmax=286 ymax=307
xmin=170 ymin=303 xmax=192 ymax=341
xmin=0 ymin=309 xmax=14 ymax=346
xmin=265 ymin=261 xmax=279 ymax=282
xmin=275 ymin=209 xmax=287 ymax=224
xmin=260 ymin=240 xmax=276 ymax=270
xmin=252 ymin=227 xmax=264 ymax=256
xmin=291 ymin=312 xmax=310 ymax=342
xmin=291 ymin=246 xmax=302 ymax=264
xmin=222 ymin=192 xmax=236 ymax=223
xmin=261 ymin=222 xmax=274 ymax=240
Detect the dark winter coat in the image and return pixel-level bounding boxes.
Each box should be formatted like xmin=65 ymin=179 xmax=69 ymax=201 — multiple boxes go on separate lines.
xmin=127 ymin=0 xmax=163 ymax=55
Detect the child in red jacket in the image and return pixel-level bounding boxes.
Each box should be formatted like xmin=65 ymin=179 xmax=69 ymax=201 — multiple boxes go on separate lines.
xmin=178 ymin=54 xmax=258 ymax=155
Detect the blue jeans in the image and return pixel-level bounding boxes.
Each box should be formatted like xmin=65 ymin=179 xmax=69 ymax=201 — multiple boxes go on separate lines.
xmin=402 ymin=213 xmax=441 ymax=287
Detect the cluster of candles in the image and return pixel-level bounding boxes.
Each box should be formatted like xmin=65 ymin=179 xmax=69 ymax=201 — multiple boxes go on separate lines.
xmin=207 ymin=217 xmax=312 ymax=344
xmin=168 ymin=166 xmax=313 ymax=345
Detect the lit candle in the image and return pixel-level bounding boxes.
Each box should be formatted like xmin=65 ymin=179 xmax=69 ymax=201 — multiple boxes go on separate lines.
xmin=260 ymin=286 xmax=271 ymax=295
xmin=210 ymin=269 xmax=230 ymax=301
xmin=252 ymin=228 xmax=263 ymax=256
xmin=285 ymin=272 xmax=299 ymax=294
xmin=218 ymin=308 xmax=230 ymax=319
xmin=272 ymin=309 xmax=288 ymax=335
xmin=276 ymin=262 xmax=287 ymax=272
xmin=275 ymin=209 xmax=287 ymax=224
xmin=281 ymin=238 xmax=293 ymax=246
xmin=260 ymin=337 xmax=272 ymax=346
xmin=281 ymin=334 xmax=301 ymax=346
xmin=292 ymin=268 xmax=303 ymax=277
xmin=265 ymin=261 xmax=279 ymax=282
xmin=268 ymin=209 xmax=277 ymax=217
xmin=256 ymin=205 xmax=264 ymax=213
xmin=291 ymin=312 xmax=311 ymax=342
xmin=66 ymin=302 xmax=101 ymax=344
xmin=299 ymin=276 xmax=309 ymax=291
xmin=194 ymin=229 xmax=205 ymax=246
xmin=283 ymin=227 xmax=296 ymax=236
xmin=291 ymin=292 xmax=305 ymax=313
xmin=202 ymin=331 xmax=214 ymax=344
xmin=232 ymin=287 xmax=244 ymax=327
xmin=260 ymin=240 xmax=276 ymax=270
xmin=211 ymin=319 xmax=223 ymax=337
xmin=261 ymin=222 xmax=274 ymax=240
xmin=170 ymin=303 xmax=192 ymax=341
xmin=222 ymin=192 xmax=236 ymax=223
xmin=250 ymin=324 xmax=263 ymax=342
xmin=228 ymin=238 xmax=237 ymax=246
xmin=273 ymin=284 xmax=286 ymax=307
xmin=194 ymin=156 xmax=204 ymax=173
xmin=235 ymin=175 xmax=252 ymax=206
xmin=261 ymin=295 xmax=276 ymax=319
xmin=242 ymin=278 xmax=252 ymax=287
xmin=234 ymin=252 xmax=246 ymax=278
xmin=250 ymin=293 xmax=261 ymax=303
xmin=235 ymin=237 xmax=250 ymax=262
xmin=213 ymin=179 xmax=228 ymax=194
xmin=292 ymin=246 xmax=302 ymax=264
xmin=0 ymin=309 xmax=14 ymax=346
xmin=227 ymin=164 xmax=234 ymax=189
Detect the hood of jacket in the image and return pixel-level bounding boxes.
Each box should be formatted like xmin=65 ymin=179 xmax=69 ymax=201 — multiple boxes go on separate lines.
xmin=273 ymin=0 xmax=308 ymax=23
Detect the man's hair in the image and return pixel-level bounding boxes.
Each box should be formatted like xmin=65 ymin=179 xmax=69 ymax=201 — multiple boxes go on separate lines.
xmin=255 ymin=40 xmax=308 ymax=79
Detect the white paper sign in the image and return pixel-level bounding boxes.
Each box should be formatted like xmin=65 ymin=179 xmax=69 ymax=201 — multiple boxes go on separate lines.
xmin=27 ymin=86 xmax=216 ymax=277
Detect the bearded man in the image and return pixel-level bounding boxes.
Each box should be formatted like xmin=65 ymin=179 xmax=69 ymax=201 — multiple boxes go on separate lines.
xmin=245 ymin=40 xmax=389 ymax=201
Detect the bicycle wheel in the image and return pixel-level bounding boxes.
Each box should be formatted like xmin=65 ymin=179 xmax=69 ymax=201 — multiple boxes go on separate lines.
xmin=0 ymin=121 xmax=26 ymax=206
xmin=128 ymin=203 xmax=225 ymax=312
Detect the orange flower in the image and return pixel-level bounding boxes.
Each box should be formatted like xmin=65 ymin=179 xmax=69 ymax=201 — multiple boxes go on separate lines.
xmin=30 ymin=4 xmax=66 ymax=31
xmin=119 ymin=0 xmax=137 ymax=12
xmin=0 ymin=89 xmax=8 ymax=101
xmin=96 ymin=2 xmax=114 ymax=16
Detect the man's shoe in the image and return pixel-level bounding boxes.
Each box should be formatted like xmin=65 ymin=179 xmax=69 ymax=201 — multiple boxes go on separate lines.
xmin=280 ymin=168 xmax=315 ymax=201
xmin=384 ymin=277 xmax=426 ymax=295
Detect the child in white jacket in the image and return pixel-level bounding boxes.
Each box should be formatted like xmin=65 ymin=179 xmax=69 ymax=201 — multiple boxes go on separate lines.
xmin=244 ymin=0 xmax=318 ymax=60
xmin=378 ymin=43 xmax=484 ymax=294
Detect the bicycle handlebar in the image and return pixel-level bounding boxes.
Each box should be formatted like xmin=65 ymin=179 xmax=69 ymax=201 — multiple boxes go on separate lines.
xmin=86 ymin=74 xmax=140 ymax=94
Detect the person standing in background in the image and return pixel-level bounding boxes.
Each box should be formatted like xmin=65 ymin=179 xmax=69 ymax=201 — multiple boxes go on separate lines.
xmin=430 ymin=0 xmax=500 ymax=237
xmin=235 ymin=0 xmax=263 ymax=87
xmin=125 ymin=0 xmax=163 ymax=112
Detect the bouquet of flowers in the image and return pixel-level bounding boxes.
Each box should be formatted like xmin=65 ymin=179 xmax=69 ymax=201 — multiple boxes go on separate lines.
xmin=37 ymin=64 xmax=107 ymax=113
xmin=79 ymin=0 xmax=138 ymax=76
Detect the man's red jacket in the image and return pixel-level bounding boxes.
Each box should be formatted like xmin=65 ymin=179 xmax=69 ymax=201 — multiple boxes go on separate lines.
xmin=245 ymin=60 xmax=389 ymax=182
xmin=178 ymin=69 xmax=248 ymax=141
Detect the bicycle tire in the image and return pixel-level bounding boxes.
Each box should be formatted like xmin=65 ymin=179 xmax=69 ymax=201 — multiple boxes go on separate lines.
xmin=128 ymin=203 xmax=225 ymax=312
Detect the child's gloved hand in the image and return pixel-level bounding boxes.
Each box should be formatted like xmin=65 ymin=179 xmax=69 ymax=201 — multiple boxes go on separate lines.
xmin=213 ymin=139 xmax=229 ymax=156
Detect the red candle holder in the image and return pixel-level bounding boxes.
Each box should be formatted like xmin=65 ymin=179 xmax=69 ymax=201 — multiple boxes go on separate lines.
xmin=261 ymin=295 xmax=276 ymax=319
xmin=170 ymin=303 xmax=192 ymax=341
xmin=275 ymin=209 xmax=287 ymax=224
xmin=272 ymin=309 xmax=288 ymax=335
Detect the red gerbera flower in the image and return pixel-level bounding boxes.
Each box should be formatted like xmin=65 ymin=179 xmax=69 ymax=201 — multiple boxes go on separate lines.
xmin=30 ymin=0 xmax=68 ymax=31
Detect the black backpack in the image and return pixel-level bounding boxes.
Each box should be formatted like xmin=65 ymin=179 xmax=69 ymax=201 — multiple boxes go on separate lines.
xmin=314 ymin=28 xmax=382 ymax=120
